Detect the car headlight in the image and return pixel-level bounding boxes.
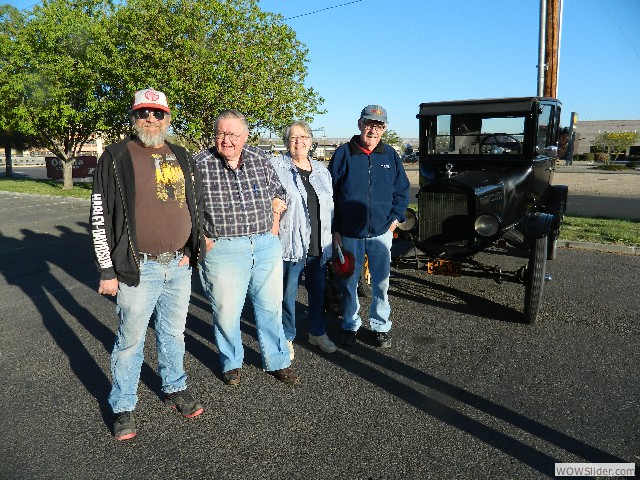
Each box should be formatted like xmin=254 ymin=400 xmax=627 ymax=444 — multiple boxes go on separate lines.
xmin=397 ymin=208 xmax=417 ymax=232
xmin=475 ymin=214 xmax=500 ymax=237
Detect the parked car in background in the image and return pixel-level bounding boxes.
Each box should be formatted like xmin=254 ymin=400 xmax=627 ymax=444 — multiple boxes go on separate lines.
xmin=401 ymin=143 xmax=419 ymax=163
xmin=393 ymin=96 xmax=568 ymax=324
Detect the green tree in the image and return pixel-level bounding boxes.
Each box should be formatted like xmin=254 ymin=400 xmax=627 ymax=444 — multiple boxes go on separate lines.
xmin=105 ymin=0 xmax=324 ymax=149
xmin=591 ymin=131 xmax=640 ymax=164
xmin=1 ymin=0 xmax=323 ymax=187
xmin=382 ymin=129 xmax=404 ymax=149
xmin=0 ymin=0 xmax=118 ymax=188
xmin=0 ymin=128 xmax=42 ymax=177
xmin=0 ymin=5 xmax=30 ymax=177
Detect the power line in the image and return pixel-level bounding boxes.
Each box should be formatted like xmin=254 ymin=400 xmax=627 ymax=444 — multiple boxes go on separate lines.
xmin=596 ymin=0 xmax=640 ymax=63
xmin=283 ymin=0 xmax=365 ymax=21
xmin=17 ymin=1 xmax=40 ymax=12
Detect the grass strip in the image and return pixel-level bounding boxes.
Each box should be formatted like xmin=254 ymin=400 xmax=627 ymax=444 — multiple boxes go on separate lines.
xmin=0 ymin=177 xmax=92 ymax=199
xmin=560 ymin=215 xmax=639 ymax=246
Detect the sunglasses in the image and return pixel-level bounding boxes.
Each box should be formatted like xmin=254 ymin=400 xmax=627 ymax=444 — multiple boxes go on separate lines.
xmin=133 ymin=108 xmax=166 ymax=120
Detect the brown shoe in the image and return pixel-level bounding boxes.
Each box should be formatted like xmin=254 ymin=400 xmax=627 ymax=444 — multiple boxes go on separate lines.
xmin=222 ymin=368 xmax=241 ymax=386
xmin=270 ymin=367 xmax=300 ymax=384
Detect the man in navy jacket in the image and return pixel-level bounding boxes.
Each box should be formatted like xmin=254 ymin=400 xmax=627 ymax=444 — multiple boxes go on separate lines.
xmin=328 ymin=105 xmax=410 ymax=348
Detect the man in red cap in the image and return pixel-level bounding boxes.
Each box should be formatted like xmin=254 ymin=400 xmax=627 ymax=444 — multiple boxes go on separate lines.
xmin=91 ymin=88 xmax=206 ymax=440
xmin=328 ymin=104 xmax=410 ymax=348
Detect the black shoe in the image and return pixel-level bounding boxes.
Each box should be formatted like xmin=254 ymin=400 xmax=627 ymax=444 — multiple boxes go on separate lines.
xmin=269 ymin=367 xmax=301 ymax=384
xmin=164 ymin=389 xmax=204 ymax=418
xmin=222 ymin=368 xmax=241 ymax=386
xmin=341 ymin=330 xmax=357 ymax=346
xmin=113 ymin=411 xmax=136 ymax=441
xmin=374 ymin=332 xmax=391 ymax=348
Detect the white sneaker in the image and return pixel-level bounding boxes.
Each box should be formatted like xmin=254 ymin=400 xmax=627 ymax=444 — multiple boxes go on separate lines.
xmin=309 ymin=334 xmax=337 ymax=353
xmin=287 ymin=340 xmax=295 ymax=360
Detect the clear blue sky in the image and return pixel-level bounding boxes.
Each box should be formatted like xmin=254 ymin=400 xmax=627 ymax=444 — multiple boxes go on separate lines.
xmin=259 ymin=0 xmax=640 ymax=138
xmin=7 ymin=0 xmax=640 ymax=139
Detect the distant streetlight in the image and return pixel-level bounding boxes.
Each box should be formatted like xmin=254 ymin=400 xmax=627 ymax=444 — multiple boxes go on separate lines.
xmin=311 ymin=127 xmax=325 ymax=160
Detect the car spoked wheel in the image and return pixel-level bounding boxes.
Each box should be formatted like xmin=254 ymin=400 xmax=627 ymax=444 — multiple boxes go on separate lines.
xmin=523 ymin=236 xmax=548 ymax=324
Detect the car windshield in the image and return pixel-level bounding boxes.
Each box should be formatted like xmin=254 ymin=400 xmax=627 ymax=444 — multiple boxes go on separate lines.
xmin=431 ymin=114 xmax=526 ymax=155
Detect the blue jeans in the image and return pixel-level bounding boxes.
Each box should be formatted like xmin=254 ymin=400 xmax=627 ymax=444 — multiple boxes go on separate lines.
xmin=199 ymin=233 xmax=290 ymax=373
xmin=341 ymin=231 xmax=393 ymax=333
xmin=282 ymin=255 xmax=327 ymax=340
xmin=109 ymin=254 xmax=191 ymax=414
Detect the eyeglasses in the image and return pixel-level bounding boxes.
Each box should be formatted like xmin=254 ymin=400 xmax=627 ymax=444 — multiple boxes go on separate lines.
xmin=362 ymin=122 xmax=385 ymax=132
xmin=133 ymin=108 xmax=166 ymax=121
xmin=215 ymin=132 xmax=243 ymax=141
xmin=289 ymin=136 xmax=310 ymax=143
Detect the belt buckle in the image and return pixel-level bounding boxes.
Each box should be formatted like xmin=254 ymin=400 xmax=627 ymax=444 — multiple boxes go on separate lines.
xmin=156 ymin=252 xmax=175 ymax=265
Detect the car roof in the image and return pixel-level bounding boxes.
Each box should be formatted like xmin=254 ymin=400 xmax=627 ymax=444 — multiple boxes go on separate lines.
xmin=417 ymin=96 xmax=561 ymax=117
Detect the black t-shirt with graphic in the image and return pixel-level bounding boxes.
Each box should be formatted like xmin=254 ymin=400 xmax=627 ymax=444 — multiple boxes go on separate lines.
xmin=128 ymin=140 xmax=191 ymax=255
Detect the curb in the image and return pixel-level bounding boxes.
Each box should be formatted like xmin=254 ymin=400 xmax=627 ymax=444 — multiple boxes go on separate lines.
xmin=559 ymin=240 xmax=640 ymax=256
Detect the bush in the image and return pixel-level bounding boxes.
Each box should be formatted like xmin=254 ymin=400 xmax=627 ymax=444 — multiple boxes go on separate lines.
xmin=595 ymin=152 xmax=608 ymax=163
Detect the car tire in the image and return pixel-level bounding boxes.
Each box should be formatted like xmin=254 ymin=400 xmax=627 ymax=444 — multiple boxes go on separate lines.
xmin=547 ymin=233 xmax=559 ymax=260
xmin=545 ymin=186 xmax=568 ymax=261
xmin=523 ymin=236 xmax=547 ymax=324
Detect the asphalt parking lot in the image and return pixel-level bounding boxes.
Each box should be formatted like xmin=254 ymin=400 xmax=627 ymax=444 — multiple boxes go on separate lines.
xmin=0 ymin=191 xmax=638 ymax=479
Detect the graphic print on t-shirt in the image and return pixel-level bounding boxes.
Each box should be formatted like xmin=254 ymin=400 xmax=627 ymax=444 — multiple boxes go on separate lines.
xmin=153 ymin=153 xmax=186 ymax=206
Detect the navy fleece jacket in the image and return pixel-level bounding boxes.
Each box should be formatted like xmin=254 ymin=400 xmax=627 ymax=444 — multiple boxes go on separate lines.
xmin=328 ymin=135 xmax=410 ymax=239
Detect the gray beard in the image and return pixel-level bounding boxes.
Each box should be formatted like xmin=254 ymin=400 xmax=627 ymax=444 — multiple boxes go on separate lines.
xmin=133 ymin=124 xmax=169 ymax=147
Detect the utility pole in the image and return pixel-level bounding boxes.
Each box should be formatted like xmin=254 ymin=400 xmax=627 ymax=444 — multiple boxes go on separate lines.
xmin=537 ymin=0 xmax=562 ymax=97
xmin=543 ymin=0 xmax=561 ymax=98
xmin=537 ymin=0 xmax=547 ymax=96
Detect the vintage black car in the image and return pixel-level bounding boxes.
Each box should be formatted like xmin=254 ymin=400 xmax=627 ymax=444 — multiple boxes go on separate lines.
xmin=393 ymin=96 xmax=568 ymax=324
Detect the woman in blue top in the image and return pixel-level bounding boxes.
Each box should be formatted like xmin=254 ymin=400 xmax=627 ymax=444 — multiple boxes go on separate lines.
xmin=270 ymin=121 xmax=336 ymax=359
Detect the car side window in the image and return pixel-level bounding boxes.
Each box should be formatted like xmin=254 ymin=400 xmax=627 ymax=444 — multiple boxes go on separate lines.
xmin=536 ymin=105 xmax=553 ymax=151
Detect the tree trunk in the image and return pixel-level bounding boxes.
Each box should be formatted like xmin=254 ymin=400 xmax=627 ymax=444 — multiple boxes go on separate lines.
xmin=62 ymin=159 xmax=74 ymax=189
xmin=4 ymin=146 xmax=13 ymax=177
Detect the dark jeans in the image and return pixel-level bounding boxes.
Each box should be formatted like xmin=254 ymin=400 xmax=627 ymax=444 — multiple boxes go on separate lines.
xmin=282 ymin=255 xmax=327 ymax=340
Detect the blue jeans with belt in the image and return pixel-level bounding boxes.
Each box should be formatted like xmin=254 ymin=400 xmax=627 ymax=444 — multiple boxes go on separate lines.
xmin=282 ymin=254 xmax=327 ymax=340
xmin=199 ymin=232 xmax=290 ymax=373
xmin=109 ymin=253 xmax=191 ymax=414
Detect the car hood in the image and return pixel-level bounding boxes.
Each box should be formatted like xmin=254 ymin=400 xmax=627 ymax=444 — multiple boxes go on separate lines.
xmin=427 ymin=166 xmax=530 ymax=191
xmin=424 ymin=166 xmax=533 ymax=225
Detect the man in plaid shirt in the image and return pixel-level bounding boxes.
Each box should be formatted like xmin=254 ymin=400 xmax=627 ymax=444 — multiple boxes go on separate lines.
xmin=194 ymin=110 xmax=300 ymax=386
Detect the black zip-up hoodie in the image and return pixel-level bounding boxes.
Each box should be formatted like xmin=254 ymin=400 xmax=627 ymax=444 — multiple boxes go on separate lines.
xmin=90 ymin=136 xmax=205 ymax=286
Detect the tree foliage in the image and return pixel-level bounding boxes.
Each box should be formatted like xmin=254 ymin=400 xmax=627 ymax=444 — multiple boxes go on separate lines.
xmin=0 ymin=0 xmax=324 ymax=187
xmin=102 ymin=0 xmax=323 ymax=149
xmin=591 ymin=131 xmax=640 ymax=164
xmin=1 ymin=0 xmax=117 ymax=188
xmin=382 ymin=129 xmax=404 ymax=149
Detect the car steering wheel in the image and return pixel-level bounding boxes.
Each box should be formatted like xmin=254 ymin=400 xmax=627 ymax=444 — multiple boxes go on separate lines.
xmin=479 ymin=134 xmax=522 ymax=154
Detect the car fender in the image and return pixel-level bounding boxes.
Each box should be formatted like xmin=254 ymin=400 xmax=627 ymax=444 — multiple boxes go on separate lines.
xmin=546 ymin=184 xmax=569 ymax=213
xmin=521 ymin=212 xmax=554 ymax=238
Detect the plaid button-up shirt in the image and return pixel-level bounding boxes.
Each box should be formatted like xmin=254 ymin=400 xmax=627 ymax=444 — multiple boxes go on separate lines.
xmin=194 ymin=144 xmax=286 ymax=238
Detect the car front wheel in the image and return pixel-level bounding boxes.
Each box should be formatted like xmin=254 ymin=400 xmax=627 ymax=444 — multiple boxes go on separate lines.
xmin=523 ymin=236 xmax=547 ymax=324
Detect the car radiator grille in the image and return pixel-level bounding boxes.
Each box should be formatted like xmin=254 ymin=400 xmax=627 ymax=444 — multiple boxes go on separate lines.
xmin=419 ymin=192 xmax=472 ymax=245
